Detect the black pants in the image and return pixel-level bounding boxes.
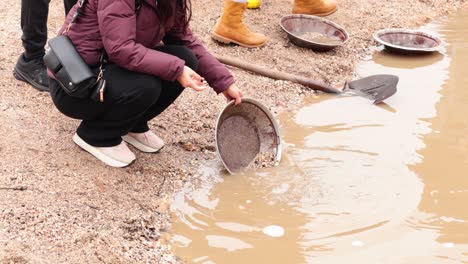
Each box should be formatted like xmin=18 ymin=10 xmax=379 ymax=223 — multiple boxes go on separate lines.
xmin=50 ymin=45 xmax=198 ymax=147
xmin=21 ymin=0 xmax=78 ymax=60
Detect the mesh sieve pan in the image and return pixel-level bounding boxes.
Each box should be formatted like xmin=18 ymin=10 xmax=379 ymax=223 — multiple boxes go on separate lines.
xmin=215 ymin=98 xmax=282 ymax=174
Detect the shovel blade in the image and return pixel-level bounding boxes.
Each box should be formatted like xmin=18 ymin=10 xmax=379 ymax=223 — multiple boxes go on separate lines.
xmin=346 ymin=74 xmax=398 ymax=104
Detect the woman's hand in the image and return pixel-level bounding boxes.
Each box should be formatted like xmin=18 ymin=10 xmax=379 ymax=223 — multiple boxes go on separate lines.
xmin=222 ymin=84 xmax=243 ymax=105
xmin=177 ymin=66 xmax=207 ymax=92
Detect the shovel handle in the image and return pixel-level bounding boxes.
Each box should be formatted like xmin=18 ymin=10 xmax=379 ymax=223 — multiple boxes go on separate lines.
xmin=215 ymin=55 xmax=342 ymax=94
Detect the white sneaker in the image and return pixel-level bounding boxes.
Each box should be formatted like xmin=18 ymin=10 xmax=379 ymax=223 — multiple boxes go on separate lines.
xmin=72 ymin=133 xmax=136 ymax=167
xmin=122 ymin=131 xmax=164 ymax=153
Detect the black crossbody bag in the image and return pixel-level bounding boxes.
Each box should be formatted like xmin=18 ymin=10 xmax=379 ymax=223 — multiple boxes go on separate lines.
xmin=44 ymin=0 xmax=106 ymax=102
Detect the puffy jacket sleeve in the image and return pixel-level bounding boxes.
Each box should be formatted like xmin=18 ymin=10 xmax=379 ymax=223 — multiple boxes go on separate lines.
xmin=97 ymin=0 xmax=184 ymax=81
xmin=163 ymin=25 xmax=235 ymax=94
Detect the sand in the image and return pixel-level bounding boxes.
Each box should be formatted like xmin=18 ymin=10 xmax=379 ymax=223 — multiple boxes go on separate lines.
xmin=1 ymin=0 xmax=467 ymax=263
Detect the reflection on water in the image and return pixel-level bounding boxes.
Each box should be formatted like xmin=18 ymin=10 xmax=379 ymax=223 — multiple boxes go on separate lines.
xmin=170 ymin=11 xmax=468 ymax=264
xmin=171 ymin=158 xmax=312 ymax=263
xmin=410 ymin=13 xmax=468 ymax=247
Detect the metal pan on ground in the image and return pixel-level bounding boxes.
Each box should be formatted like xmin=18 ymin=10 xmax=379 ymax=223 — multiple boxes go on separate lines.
xmin=280 ymin=14 xmax=349 ymax=51
xmin=373 ymin=28 xmax=442 ymax=55
xmin=215 ymin=98 xmax=282 ymax=174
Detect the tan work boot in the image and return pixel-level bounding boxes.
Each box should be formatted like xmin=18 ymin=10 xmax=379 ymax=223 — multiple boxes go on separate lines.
xmin=212 ymin=0 xmax=267 ymax=48
xmin=292 ymin=0 xmax=338 ymax=17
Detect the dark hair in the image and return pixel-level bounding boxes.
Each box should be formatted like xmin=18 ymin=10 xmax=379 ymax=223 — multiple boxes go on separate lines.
xmin=156 ymin=0 xmax=192 ymax=31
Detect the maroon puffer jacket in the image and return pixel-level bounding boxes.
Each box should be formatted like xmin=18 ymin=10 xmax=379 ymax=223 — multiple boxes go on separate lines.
xmin=59 ymin=0 xmax=234 ymax=93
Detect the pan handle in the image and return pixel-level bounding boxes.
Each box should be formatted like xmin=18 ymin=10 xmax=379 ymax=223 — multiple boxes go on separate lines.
xmin=215 ymin=54 xmax=342 ymax=94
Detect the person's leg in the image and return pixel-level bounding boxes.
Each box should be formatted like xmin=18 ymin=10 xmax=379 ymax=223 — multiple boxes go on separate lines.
xmin=81 ymin=66 xmax=164 ymax=147
xmin=14 ymin=0 xmax=51 ymax=91
xmin=50 ymin=79 xmax=134 ymax=167
xmin=212 ymin=0 xmax=267 ymax=48
xmin=130 ymin=45 xmax=197 ymax=133
xmin=49 ymin=66 xmax=164 ymax=166
xmin=64 ymin=0 xmax=78 ymax=15
xmin=20 ymin=0 xmax=50 ymax=60
xmin=292 ymin=0 xmax=337 ymax=16
xmin=122 ymin=77 xmax=183 ymax=153
xmin=123 ymin=45 xmax=198 ymax=153
xmin=50 ymin=65 xmax=163 ymax=147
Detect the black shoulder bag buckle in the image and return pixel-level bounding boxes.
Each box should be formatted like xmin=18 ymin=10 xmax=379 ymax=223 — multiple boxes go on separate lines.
xmin=44 ymin=0 xmax=106 ymax=102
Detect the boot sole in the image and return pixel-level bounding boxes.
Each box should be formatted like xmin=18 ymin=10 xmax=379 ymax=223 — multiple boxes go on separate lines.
xmin=13 ymin=67 xmax=49 ymax=92
xmin=122 ymin=135 xmax=164 ymax=153
xmin=73 ymin=133 xmax=134 ymax=168
xmin=313 ymin=7 xmax=337 ymax=17
xmin=212 ymin=32 xmax=267 ymax=48
xmin=292 ymin=7 xmax=338 ymax=17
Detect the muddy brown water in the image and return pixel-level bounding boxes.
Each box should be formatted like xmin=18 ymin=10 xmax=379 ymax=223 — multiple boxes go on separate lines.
xmin=169 ymin=11 xmax=468 ymax=263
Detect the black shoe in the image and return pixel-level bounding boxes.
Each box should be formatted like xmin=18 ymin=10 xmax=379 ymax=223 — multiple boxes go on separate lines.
xmin=13 ymin=54 xmax=49 ymax=92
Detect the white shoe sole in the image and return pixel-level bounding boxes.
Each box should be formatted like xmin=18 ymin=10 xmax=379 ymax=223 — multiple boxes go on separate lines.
xmin=72 ymin=133 xmax=134 ymax=168
xmin=122 ymin=135 xmax=164 ymax=153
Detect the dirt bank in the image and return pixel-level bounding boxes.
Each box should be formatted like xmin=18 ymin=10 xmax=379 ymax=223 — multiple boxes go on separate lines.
xmin=1 ymin=0 xmax=467 ymax=263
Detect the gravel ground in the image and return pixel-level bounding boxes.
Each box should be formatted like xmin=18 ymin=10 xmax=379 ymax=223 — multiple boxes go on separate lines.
xmin=1 ymin=0 xmax=467 ymax=263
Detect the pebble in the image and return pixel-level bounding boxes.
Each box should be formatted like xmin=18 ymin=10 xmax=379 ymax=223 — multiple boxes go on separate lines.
xmin=181 ymin=141 xmax=197 ymax=151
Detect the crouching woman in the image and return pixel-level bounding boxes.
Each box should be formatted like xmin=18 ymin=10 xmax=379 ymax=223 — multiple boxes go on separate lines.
xmin=48 ymin=0 xmax=243 ymax=167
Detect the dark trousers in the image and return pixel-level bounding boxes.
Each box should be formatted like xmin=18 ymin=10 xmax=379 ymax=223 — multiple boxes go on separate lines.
xmin=21 ymin=0 xmax=78 ymax=60
xmin=50 ymin=45 xmax=198 ymax=147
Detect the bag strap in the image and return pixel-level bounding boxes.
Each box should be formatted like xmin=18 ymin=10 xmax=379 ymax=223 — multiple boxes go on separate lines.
xmin=136 ymin=0 xmax=142 ymax=11
xmin=63 ymin=0 xmax=87 ymax=34
xmin=71 ymin=0 xmax=88 ymax=23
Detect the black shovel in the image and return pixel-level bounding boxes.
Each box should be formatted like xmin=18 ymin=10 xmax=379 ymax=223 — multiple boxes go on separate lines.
xmin=215 ymin=55 xmax=398 ymax=104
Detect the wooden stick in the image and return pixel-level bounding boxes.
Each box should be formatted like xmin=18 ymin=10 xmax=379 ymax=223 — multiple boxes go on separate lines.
xmin=215 ymin=54 xmax=342 ymax=94
xmin=0 ymin=186 xmax=28 ymax=191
